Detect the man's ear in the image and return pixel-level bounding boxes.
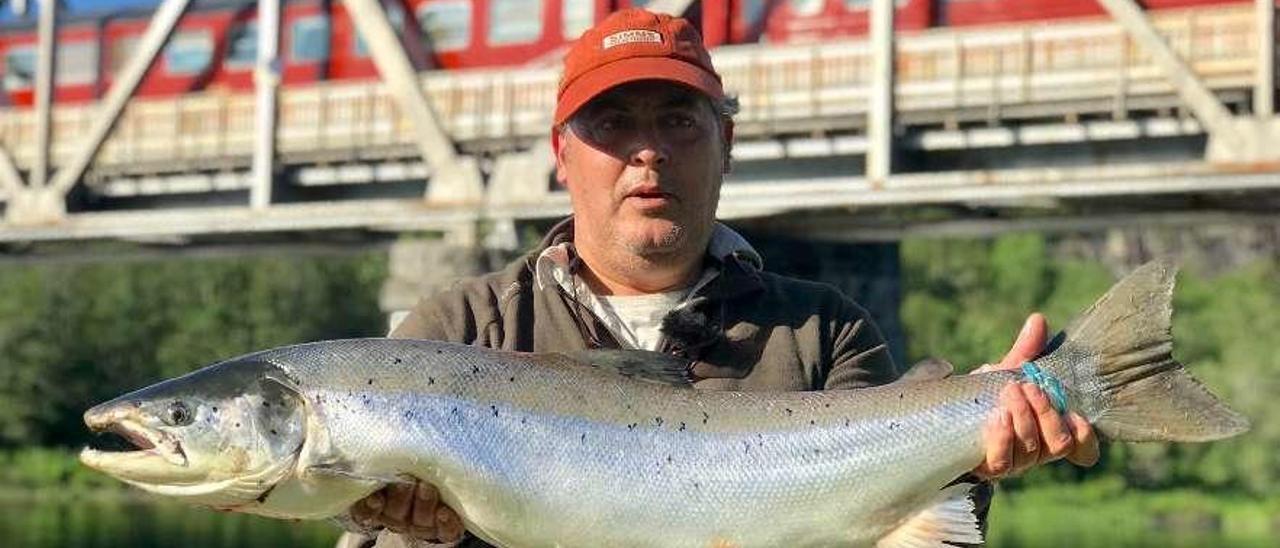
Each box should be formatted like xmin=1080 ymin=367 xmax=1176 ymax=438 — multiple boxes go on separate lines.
xmin=721 ymin=118 xmax=735 ymax=173
xmin=553 ymin=128 xmax=570 ymax=187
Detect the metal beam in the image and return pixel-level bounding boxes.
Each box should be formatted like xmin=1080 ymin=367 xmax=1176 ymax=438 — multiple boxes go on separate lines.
xmin=0 ymin=145 xmax=25 ymax=198
xmin=1096 ymin=0 xmax=1240 ymax=144
xmin=341 ymin=0 xmax=482 ymax=203
xmin=31 ymin=0 xmax=56 ymax=188
xmin=867 ymin=0 xmax=894 ymax=184
xmin=1257 ymin=0 xmax=1276 ymax=116
xmin=250 ymin=0 xmax=281 ymax=210
xmin=47 ymin=0 xmax=192 ymax=197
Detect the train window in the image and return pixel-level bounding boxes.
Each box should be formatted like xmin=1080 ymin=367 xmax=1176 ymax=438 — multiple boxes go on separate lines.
xmin=3 ymin=46 xmax=34 ymax=91
xmin=789 ymin=0 xmax=825 ymax=16
xmin=109 ymin=37 xmax=139 ymax=76
xmin=57 ymin=41 xmax=98 ymax=85
xmin=743 ymin=0 xmax=766 ymax=28
xmin=417 ymin=1 xmax=471 ymax=52
xmin=488 ymin=0 xmax=544 ymax=46
xmin=354 ymin=3 xmax=406 ymax=57
xmin=164 ymin=31 xmax=214 ymax=75
xmin=842 ymin=0 xmax=906 ymax=10
xmin=226 ymin=21 xmax=258 ymax=68
xmin=563 ymin=0 xmax=593 ymax=40
xmin=291 ymin=16 xmax=331 ymax=62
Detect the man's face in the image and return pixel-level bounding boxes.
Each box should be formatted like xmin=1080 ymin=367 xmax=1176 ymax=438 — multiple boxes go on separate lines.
xmin=555 ymin=80 xmax=732 ymax=262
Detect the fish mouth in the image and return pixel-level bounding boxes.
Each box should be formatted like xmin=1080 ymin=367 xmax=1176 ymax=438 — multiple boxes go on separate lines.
xmin=81 ymin=407 xmax=189 ymax=475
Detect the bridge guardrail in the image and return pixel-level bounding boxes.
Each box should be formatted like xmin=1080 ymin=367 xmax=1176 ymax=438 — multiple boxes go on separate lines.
xmin=0 ymin=5 xmax=1258 ymax=180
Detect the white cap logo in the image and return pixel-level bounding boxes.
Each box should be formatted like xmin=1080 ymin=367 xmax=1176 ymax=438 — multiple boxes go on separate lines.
xmin=602 ymin=30 xmax=662 ymax=50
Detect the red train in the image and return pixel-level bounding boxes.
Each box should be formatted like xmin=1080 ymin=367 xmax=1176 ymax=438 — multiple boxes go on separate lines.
xmin=0 ymin=0 xmax=1249 ymax=107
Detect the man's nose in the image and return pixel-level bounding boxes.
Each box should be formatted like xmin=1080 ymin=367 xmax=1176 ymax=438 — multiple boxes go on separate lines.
xmin=629 ymin=130 xmax=669 ymax=167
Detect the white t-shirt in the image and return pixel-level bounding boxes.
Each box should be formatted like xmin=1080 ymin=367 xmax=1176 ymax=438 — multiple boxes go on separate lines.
xmin=596 ymin=289 xmax=690 ymax=350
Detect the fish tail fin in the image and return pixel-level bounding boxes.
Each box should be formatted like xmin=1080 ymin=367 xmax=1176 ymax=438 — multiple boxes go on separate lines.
xmin=1038 ymin=260 xmax=1249 ymax=442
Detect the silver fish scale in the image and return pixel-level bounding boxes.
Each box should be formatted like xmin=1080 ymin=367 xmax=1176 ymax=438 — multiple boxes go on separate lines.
xmin=261 ymin=339 xmax=1018 ymax=548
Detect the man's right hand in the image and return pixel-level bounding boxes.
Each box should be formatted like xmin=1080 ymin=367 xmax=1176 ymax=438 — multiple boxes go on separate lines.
xmin=350 ymin=481 xmax=466 ymax=543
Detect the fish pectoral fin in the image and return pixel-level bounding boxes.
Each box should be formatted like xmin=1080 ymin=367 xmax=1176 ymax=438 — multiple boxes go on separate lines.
xmin=565 ymin=349 xmax=696 ymax=387
xmin=875 ymin=483 xmax=983 ymax=548
xmin=304 ymin=463 xmax=415 ymax=488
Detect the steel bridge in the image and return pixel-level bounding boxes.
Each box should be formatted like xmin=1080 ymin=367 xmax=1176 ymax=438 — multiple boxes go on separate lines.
xmin=0 ymin=0 xmax=1277 ymax=245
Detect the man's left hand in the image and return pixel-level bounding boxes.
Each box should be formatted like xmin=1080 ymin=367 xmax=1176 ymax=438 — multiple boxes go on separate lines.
xmin=971 ymin=313 xmax=1100 ymax=479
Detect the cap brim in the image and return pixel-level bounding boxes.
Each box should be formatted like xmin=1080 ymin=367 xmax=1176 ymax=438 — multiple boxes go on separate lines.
xmin=554 ymin=56 xmax=725 ymax=125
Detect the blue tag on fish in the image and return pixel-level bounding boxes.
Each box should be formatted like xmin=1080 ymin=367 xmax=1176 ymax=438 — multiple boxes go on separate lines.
xmin=1021 ymin=362 xmax=1069 ymax=414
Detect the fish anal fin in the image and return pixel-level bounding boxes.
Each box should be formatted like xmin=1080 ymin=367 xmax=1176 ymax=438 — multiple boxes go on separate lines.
xmin=565 ymin=349 xmax=695 ymax=387
xmin=875 ymin=483 xmax=983 ymax=548
xmin=896 ymin=358 xmax=956 ymax=383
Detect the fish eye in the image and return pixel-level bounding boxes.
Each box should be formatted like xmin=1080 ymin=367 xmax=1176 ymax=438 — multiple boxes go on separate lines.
xmin=164 ymin=401 xmax=194 ymax=426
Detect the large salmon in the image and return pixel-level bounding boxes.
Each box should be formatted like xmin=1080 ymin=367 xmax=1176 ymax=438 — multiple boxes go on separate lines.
xmin=80 ymin=260 xmax=1248 ymax=547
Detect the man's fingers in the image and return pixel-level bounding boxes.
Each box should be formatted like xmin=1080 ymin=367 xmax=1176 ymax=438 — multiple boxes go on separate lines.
xmin=382 ymin=482 xmax=415 ymax=526
xmin=996 ymin=314 xmax=1048 ymax=370
xmin=412 ymin=482 xmax=440 ymax=529
xmin=436 ymin=505 xmax=466 ymax=542
xmin=1065 ymin=413 xmax=1101 ymax=467
xmin=978 ymin=411 xmax=1015 ymax=479
xmin=1003 ymin=384 xmax=1041 ymax=474
xmin=350 ymin=490 xmax=384 ymax=526
xmin=1020 ymin=383 xmax=1075 ymax=462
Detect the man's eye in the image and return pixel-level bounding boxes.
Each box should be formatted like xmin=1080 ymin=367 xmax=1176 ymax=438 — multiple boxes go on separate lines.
xmin=665 ymin=115 xmax=697 ymax=129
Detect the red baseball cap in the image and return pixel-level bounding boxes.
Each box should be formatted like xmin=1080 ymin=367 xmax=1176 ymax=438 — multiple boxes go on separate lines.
xmin=554 ymin=8 xmax=725 ymax=126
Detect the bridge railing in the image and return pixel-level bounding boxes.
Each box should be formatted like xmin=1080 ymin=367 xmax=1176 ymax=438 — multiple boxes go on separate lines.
xmin=0 ymin=4 xmax=1257 ymax=179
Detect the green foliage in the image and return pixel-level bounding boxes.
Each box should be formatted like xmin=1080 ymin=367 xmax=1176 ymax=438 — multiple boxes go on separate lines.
xmin=902 ymin=234 xmax=1280 ymax=497
xmin=0 ymin=252 xmax=388 ymax=449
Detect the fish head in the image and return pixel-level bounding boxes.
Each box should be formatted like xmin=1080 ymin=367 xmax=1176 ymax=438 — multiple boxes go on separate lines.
xmin=80 ymin=357 xmax=308 ymax=510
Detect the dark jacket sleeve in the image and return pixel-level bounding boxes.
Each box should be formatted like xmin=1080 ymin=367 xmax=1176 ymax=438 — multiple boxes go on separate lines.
xmin=388 ymin=276 xmax=505 ymax=346
xmin=823 ymin=294 xmax=900 ymax=390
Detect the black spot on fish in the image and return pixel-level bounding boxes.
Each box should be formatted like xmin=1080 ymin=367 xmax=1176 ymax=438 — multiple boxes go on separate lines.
xmin=814 ymin=449 xmax=822 ymax=455
xmin=666 ymin=455 xmax=674 ymax=464
xmin=521 ymin=417 xmax=528 ymax=425
xmin=824 ymin=403 xmax=831 ymax=409
xmin=404 ymin=410 xmax=414 ymax=419
xmin=393 ymin=357 xmax=402 ymax=364
xmin=702 ymin=412 xmax=710 ymax=425
xmin=269 ymin=429 xmax=277 ymax=436
xmin=235 ymin=422 xmax=241 ymax=428
xmin=368 ymin=379 xmax=374 ymax=385
xmin=785 ymin=408 xmax=793 ymax=416
xmin=654 ymin=417 xmax=664 ymax=426
xmin=580 ymin=433 xmax=586 ymax=443
xmin=889 ymin=422 xmax=900 ymax=431
xmin=973 ymin=398 xmax=980 ymax=405
xmin=436 ymin=349 xmax=443 ymax=354
xmin=743 ymin=441 xmax=751 ymax=454
xmin=809 ymin=420 xmax=816 ymax=426
xmin=693 ymin=481 xmax=701 ymax=490
xmin=490 ymin=405 xmax=499 ymax=417
xmin=627 ymin=423 xmax=638 ymax=431
xmin=262 ymin=401 xmax=270 ymax=408
xmin=212 ymin=406 xmax=218 ymax=413
xmin=428 ymin=377 xmax=435 ymax=385
xmin=509 ymin=376 xmax=515 ymax=383
xmin=678 ymin=422 xmax=686 ymax=432
xmin=472 ymin=365 xmax=480 ymax=374
xmin=898 ymin=393 xmax=904 ymax=399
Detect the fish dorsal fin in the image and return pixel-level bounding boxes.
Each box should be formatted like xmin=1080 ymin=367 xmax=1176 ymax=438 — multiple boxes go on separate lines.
xmin=565 ymin=349 xmax=695 ymax=387
xmin=875 ymin=483 xmax=982 ymax=548
xmin=896 ymin=358 xmax=956 ymax=383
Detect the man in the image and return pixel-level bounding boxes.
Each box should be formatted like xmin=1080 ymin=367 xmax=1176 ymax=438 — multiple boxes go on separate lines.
xmin=338 ymin=9 xmax=1098 ymax=547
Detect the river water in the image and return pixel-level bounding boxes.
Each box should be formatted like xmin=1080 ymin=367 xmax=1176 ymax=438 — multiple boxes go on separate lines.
xmin=0 ymin=495 xmax=1272 ymax=547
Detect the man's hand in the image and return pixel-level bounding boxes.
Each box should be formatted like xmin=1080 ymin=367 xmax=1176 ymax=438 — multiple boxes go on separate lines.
xmin=972 ymin=313 xmax=1100 ymax=479
xmin=350 ymin=481 xmax=465 ymax=543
